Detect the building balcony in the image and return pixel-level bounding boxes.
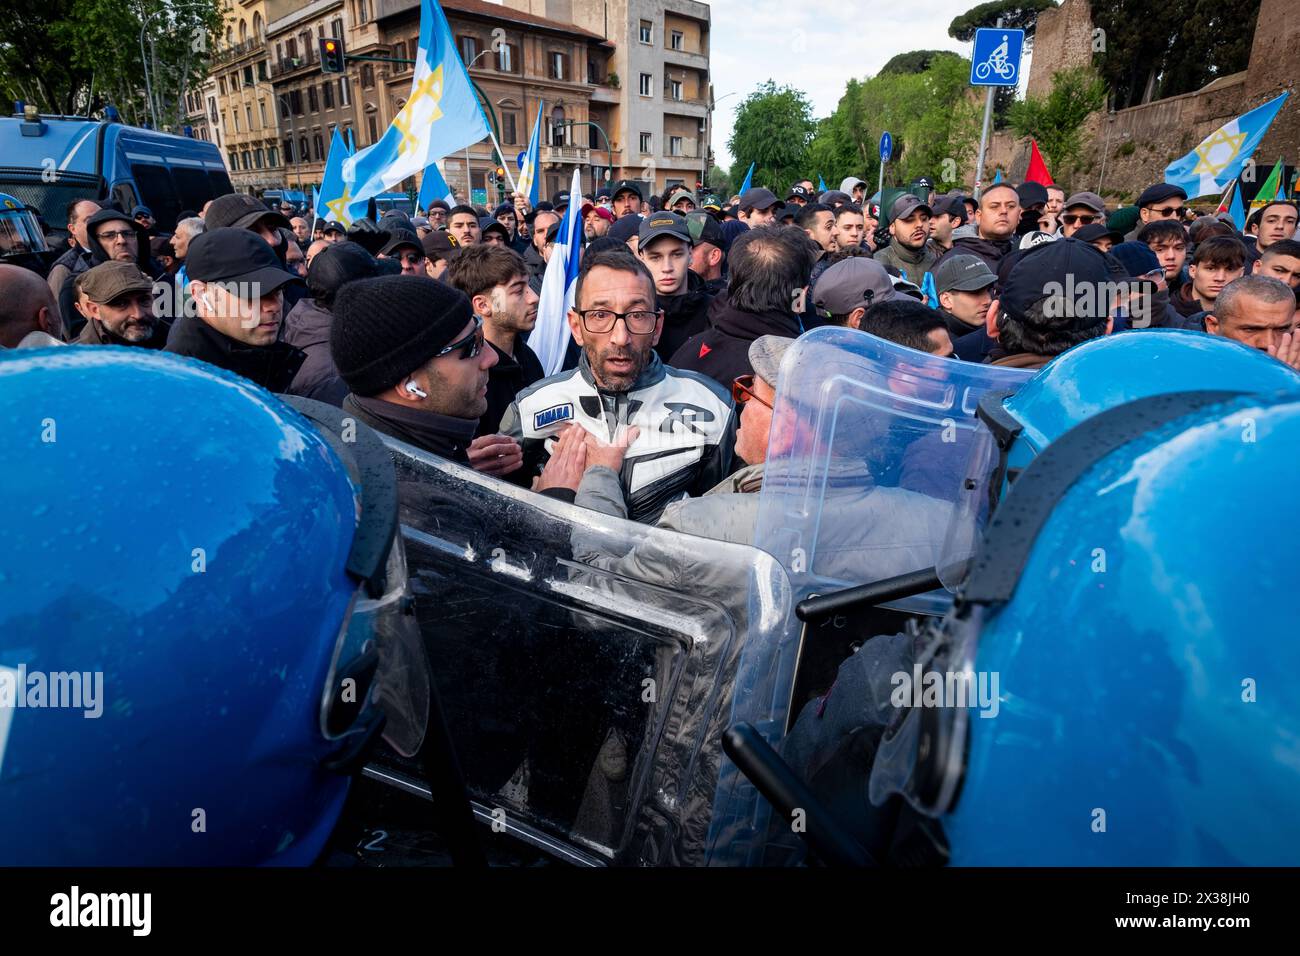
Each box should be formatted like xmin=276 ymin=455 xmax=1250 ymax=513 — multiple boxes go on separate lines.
xmin=211 ymin=39 xmax=266 ymax=65
xmin=270 ymin=52 xmax=317 ymax=79
xmin=542 ymin=145 xmax=590 ymax=165
xmin=591 ymin=83 xmax=621 ymax=105
xmin=663 ymin=46 xmax=709 ymax=71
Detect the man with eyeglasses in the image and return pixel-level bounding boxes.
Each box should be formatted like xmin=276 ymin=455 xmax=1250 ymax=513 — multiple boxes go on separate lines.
xmin=330 ymin=274 xmax=499 ymax=465
xmin=58 ymin=207 xmax=159 ymax=338
xmin=502 ymin=249 xmax=736 ymax=522
xmin=377 ymin=227 xmax=426 ymax=276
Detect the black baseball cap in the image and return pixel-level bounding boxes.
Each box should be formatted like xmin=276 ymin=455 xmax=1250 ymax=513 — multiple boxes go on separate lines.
xmin=686 ymin=211 xmax=724 ymax=247
xmin=550 ymin=190 xmax=571 ymax=209
xmin=639 ymin=211 xmax=692 ymax=247
xmin=186 ymin=227 xmax=300 ymax=292
xmin=933 ymin=254 xmax=997 ymax=295
xmin=931 ymin=195 xmax=968 ymax=223
xmin=205 ymin=193 xmax=291 ymax=232
xmin=739 ymin=187 xmax=783 ymax=212
xmin=1000 ymin=237 xmax=1111 ymax=324
xmin=379 ymin=226 xmax=423 ymax=256
xmin=612 ymin=180 xmax=643 ymax=201
xmin=890 ymin=193 xmax=931 ymax=221
xmin=1073 ymin=222 xmax=1124 ymax=246
xmin=786 ymin=185 xmax=812 ymax=202
xmin=421 ymin=230 xmax=457 ymax=261
xmin=479 ymin=216 xmax=510 ymax=240
xmin=322 ymin=221 xmax=347 ymax=235
xmin=1016 ymin=182 xmax=1049 ymax=210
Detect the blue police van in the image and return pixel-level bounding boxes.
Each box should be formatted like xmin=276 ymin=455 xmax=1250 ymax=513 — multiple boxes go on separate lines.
xmin=0 ymin=111 xmax=232 ymax=239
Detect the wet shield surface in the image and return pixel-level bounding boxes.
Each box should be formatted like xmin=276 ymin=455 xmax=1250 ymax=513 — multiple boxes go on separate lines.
xmin=367 ymin=438 xmax=792 ymax=866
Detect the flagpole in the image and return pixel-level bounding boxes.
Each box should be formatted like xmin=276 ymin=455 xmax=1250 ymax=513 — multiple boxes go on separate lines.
xmin=484 ymin=125 xmax=519 ymax=195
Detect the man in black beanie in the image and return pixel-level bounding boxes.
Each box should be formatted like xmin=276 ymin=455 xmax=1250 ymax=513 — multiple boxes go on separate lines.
xmin=283 ymin=241 xmax=379 ymax=406
xmin=330 ymin=275 xmax=500 ymax=465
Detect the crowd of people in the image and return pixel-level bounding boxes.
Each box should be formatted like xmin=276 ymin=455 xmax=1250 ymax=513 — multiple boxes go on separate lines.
xmin=1 ymin=169 xmax=1298 ymax=533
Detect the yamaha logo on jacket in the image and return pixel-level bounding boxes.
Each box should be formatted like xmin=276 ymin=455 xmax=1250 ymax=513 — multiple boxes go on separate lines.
xmin=501 ymin=351 xmax=737 ymax=523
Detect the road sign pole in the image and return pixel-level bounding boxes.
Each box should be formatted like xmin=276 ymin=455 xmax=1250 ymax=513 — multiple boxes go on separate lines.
xmin=972 ymin=16 xmax=1004 ymax=201
xmin=974 ymin=85 xmax=996 ymax=201
xmin=877 ymin=162 xmax=884 ymax=200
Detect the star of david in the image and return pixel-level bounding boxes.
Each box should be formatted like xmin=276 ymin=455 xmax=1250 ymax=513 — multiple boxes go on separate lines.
xmin=1192 ymin=127 xmax=1247 ymax=177
xmin=325 ymin=186 xmax=354 ymax=225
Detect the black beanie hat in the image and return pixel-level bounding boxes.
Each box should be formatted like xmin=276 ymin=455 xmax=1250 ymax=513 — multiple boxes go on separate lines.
xmin=307 ymin=241 xmax=379 ymax=308
xmin=330 ymin=275 xmax=474 ymax=396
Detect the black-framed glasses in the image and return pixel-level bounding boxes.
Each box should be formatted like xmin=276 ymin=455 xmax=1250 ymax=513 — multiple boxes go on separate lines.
xmin=578 ymin=308 xmax=659 ymax=334
xmin=731 ymin=374 xmax=772 ymax=409
xmin=96 ymin=229 xmax=137 ymax=242
xmin=436 ymin=315 xmax=484 ymax=361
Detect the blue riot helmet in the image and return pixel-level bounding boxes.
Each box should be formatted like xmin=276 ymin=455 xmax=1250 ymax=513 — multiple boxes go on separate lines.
xmin=875 ymin=387 xmax=1300 ymax=864
xmin=937 ymin=330 xmax=1299 ymax=588
xmin=0 ymin=348 xmax=429 ymax=864
xmin=0 ymin=192 xmax=52 ymax=273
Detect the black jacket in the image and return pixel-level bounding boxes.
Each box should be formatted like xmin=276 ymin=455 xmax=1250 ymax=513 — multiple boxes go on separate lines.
xmin=164 ymin=313 xmax=305 ymax=393
xmin=670 ymin=291 xmax=802 ymax=389
xmin=60 ymin=210 xmax=161 ymax=338
xmin=654 ymin=269 xmax=714 ymax=364
xmin=939 ymin=308 xmax=982 ymax=344
xmin=935 ymin=235 xmax=1015 ymax=278
xmin=282 ymin=297 xmax=349 ymax=406
xmin=342 ymin=393 xmax=476 ymax=465
xmin=523 ymin=243 xmax=547 ymax=295
xmin=480 ymin=337 xmax=544 ymax=437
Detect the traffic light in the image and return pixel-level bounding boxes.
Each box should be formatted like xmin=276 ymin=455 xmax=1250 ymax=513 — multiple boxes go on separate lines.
xmin=320 ymin=37 xmax=346 ymax=74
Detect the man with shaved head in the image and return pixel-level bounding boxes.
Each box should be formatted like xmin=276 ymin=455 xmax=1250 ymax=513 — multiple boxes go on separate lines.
xmin=0 ymin=263 xmax=65 ymax=348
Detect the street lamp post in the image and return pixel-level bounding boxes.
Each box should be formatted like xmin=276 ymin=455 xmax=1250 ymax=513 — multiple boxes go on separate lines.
xmin=707 ymin=91 xmax=738 ymax=195
xmin=138 ymin=2 xmax=210 ymax=129
xmin=460 ymin=48 xmax=494 ymax=199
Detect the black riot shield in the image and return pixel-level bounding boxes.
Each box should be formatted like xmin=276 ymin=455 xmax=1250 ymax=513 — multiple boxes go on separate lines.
xmin=365 ymin=438 xmax=793 ymax=866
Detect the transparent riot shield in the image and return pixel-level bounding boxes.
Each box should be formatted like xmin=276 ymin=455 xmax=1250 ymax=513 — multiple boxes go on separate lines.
xmin=706 ymin=326 xmax=1032 ymax=866
xmin=367 ymin=437 xmax=792 ymax=866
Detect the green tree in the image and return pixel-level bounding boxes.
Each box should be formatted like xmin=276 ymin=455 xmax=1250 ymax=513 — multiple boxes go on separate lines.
xmin=807 ymin=53 xmax=981 ymax=192
xmin=705 ymin=164 xmax=733 ymax=198
xmin=726 ymin=80 xmax=816 ymax=192
xmin=0 ymin=1 xmax=221 ymax=127
xmin=880 ymin=50 xmax=951 ymax=76
xmin=1089 ymin=0 xmax=1259 ymax=109
xmin=1007 ymin=65 xmax=1108 ymax=175
xmin=948 ymin=0 xmax=1058 ymax=40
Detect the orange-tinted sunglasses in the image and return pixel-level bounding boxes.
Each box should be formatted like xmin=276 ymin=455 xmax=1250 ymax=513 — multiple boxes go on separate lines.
xmin=732 ymin=374 xmax=772 ymax=409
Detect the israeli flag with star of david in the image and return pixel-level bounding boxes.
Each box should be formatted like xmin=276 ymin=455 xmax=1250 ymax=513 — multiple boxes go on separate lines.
xmin=345 ymin=0 xmax=491 ymax=207
xmin=1164 ymin=92 xmax=1289 ymax=199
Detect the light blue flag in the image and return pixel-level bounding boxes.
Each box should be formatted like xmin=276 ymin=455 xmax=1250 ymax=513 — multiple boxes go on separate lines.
xmin=514 ymin=102 xmax=544 ymax=207
xmin=920 ymin=270 xmax=939 ymax=310
xmin=1228 ymin=180 xmax=1247 ymax=231
xmin=418 ymin=160 xmax=454 ymax=211
xmin=344 ymin=0 xmax=491 ymax=207
xmin=818 ymin=175 xmax=828 ymax=192
xmin=992 ymin=169 xmax=1003 ymax=185
xmin=1165 ymin=92 xmax=1289 ymax=199
xmin=740 ymin=162 xmax=755 ymax=194
xmin=316 ymin=127 xmax=367 ymax=226
xmin=532 ymin=167 xmax=584 ymax=376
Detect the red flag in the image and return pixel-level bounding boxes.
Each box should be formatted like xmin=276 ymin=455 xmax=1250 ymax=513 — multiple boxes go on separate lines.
xmin=1025 ymin=139 xmax=1053 ymax=185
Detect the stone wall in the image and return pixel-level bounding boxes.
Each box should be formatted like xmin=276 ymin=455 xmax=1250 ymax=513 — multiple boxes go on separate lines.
xmin=970 ymin=0 xmax=1298 ymax=203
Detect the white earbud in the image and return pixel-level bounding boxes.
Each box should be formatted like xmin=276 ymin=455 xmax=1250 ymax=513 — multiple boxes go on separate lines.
xmin=404 ymin=380 xmax=428 ymax=399
xmin=200 ymin=293 xmax=215 ymax=312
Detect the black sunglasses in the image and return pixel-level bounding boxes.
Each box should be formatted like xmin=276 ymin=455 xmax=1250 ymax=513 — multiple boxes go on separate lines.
xmin=436 ymin=315 xmax=484 ymax=361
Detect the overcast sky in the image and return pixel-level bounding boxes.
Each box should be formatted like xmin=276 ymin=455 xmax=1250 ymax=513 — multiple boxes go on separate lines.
xmin=705 ymin=0 xmax=1029 ymax=171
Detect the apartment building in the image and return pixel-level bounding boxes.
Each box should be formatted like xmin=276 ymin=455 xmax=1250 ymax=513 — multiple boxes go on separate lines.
xmin=506 ymin=0 xmax=712 ymax=198
xmin=204 ymin=0 xmax=283 ymax=192
xmin=376 ymin=0 xmax=615 ymax=202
